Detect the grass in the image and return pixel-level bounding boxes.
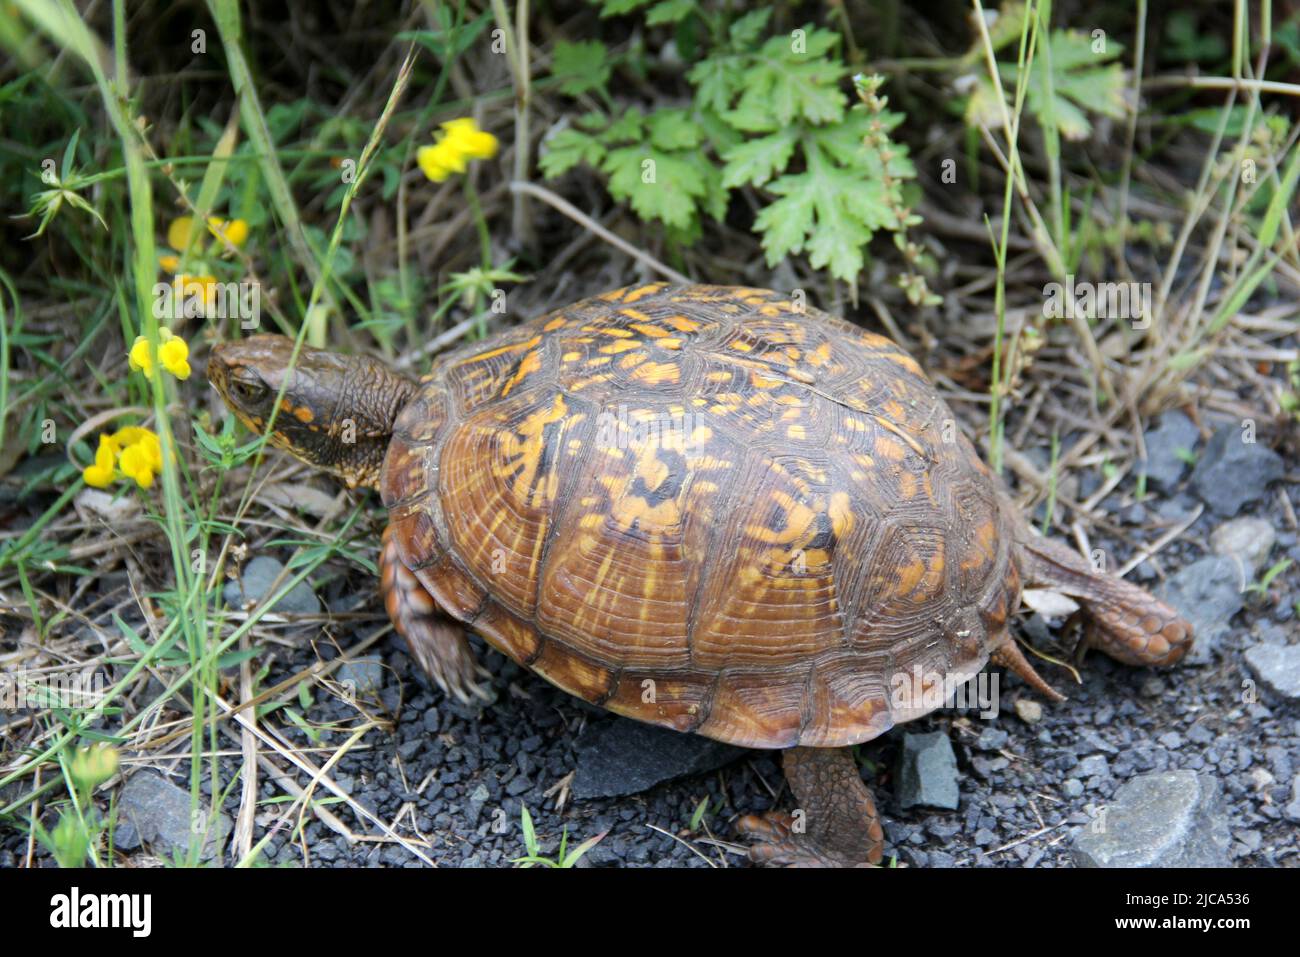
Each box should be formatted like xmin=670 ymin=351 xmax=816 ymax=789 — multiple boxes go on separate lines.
xmin=0 ymin=1 xmax=1297 ymax=869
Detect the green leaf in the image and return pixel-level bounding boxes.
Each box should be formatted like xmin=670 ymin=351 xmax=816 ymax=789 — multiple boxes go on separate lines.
xmin=603 ymin=145 xmax=709 ymax=229
xmin=603 ymin=106 xmax=646 ymax=142
xmin=687 ymin=54 xmax=746 ymax=115
xmin=720 ymin=128 xmax=798 ymax=188
xmin=539 ymin=127 xmax=607 ymax=179
xmin=591 ymin=0 xmax=652 ymax=15
xmin=1005 ymin=30 xmax=1127 ymax=140
xmin=753 ymin=132 xmax=906 ymax=283
xmin=552 ymin=40 xmax=611 ymax=98
xmin=646 ymin=108 xmax=701 ymax=150
xmin=520 ymin=805 xmax=538 ymax=856
xmin=729 ymin=8 xmax=773 ymax=47
xmin=646 ymin=0 xmax=695 ymax=26
xmin=725 ymin=27 xmax=847 ymax=131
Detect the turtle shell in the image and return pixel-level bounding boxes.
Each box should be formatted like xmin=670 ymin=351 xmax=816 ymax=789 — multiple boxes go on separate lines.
xmin=381 ymin=283 xmax=1019 ymax=749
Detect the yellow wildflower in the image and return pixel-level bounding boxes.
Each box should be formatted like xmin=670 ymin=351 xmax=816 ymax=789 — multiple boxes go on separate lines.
xmin=159 ymin=334 xmax=191 ymax=379
xmin=80 ymin=427 xmax=163 ymax=490
xmin=111 ymin=427 xmax=162 ymax=471
xmin=210 ymin=217 xmax=249 ymax=247
xmin=69 ymin=743 xmax=120 ymax=793
xmin=174 ymin=274 xmax=220 ymax=318
xmin=441 ymin=118 xmax=499 ymax=159
xmin=166 ymin=215 xmax=248 ymax=252
xmin=167 ymin=215 xmax=197 ymax=251
xmin=118 ymin=442 xmax=155 ymax=488
xmin=81 ymin=435 xmax=117 ymax=488
xmin=129 ymin=328 xmax=191 ymax=380
xmin=417 ymin=117 xmax=498 ymax=183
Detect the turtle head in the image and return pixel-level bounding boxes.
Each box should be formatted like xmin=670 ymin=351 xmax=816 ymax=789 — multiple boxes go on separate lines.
xmin=208 ymin=334 xmax=416 ymax=490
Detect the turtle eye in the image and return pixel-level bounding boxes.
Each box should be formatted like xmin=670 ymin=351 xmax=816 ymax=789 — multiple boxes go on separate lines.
xmin=231 ymin=378 xmax=268 ymax=405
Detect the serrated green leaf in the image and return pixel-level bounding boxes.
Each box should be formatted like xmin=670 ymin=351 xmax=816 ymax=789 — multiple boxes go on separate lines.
xmin=603 ymin=145 xmax=708 ymax=229
xmin=539 ymin=127 xmax=607 ymax=178
xmin=591 ymin=0 xmax=653 ymax=16
xmin=646 ymin=0 xmax=694 ymax=25
xmin=603 ymin=106 xmax=646 ymax=142
xmin=687 ymin=54 xmax=746 ymax=115
xmin=725 ymin=27 xmax=847 ymax=130
xmin=729 ymin=8 xmax=773 ymax=47
xmin=720 ymin=128 xmax=797 ymax=188
xmin=752 ymin=137 xmax=906 ymax=283
xmin=646 ymin=108 xmax=702 ymax=150
xmin=552 ymin=40 xmax=611 ymax=97
xmin=1002 ymin=30 xmax=1127 ymax=140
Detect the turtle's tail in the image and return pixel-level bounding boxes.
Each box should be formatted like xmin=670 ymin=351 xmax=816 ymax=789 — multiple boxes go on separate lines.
xmin=1015 ymin=530 xmax=1193 ymax=668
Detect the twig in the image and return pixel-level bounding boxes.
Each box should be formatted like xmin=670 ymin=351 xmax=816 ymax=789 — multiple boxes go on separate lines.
xmin=508 ymin=181 xmax=692 ymax=284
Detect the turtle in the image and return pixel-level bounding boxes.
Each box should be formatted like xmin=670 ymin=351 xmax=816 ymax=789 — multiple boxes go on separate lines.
xmin=208 ymin=282 xmax=1192 ymax=867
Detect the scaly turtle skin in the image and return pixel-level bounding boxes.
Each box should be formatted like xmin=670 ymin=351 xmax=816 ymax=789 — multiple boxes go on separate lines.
xmin=209 ymin=283 xmax=1192 ymax=867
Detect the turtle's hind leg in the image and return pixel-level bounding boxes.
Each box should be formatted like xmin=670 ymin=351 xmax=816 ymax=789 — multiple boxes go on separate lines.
xmin=380 ymin=526 xmax=491 ymax=704
xmin=1016 ymin=533 xmax=1193 ymax=667
xmin=738 ymin=747 xmax=884 ymax=867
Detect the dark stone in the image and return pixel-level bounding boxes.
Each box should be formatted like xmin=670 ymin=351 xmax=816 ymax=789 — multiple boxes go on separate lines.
xmin=1244 ymin=643 xmax=1300 ymax=701
xmin=1139 ymin=411 xmax=1200 ymax=491
xmin=337 ymin=657 xmax=385 ymax=695
xmin=117 ymin=771 xmax=231 ymax=862
xmin=1190 ymin=426 xmax=1283 ymax=516
xmin=571 ymin=719 xmax=744 ymax=800
xmin=1158 ymin=556 xmax=1246 ymax=664
xmin=222 ymin=555 xmax=321 ymax=615
xmin=895 ymin=731 xmax=960 ymax=810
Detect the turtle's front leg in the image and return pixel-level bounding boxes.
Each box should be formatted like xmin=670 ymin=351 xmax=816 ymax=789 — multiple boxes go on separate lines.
xmin=380 ymin=526 xmax=491 ymax=704
xmin=738 ymin=746 xmax=885 ymax=867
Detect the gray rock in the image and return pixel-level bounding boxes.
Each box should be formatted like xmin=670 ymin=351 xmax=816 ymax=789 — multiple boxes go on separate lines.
xmin=1244 ymin=643 xmax=1300 ymax=700
xmin=1158 ymin=556 xmax=1245 ymax=664
xmin=116 ymin=771 xmax=231 ymax=862
xmin=1211 ymin=517 xmax=1276 ymax=575
xmin=1079 ymin=754 xmax=1110 ymax=778
xmin=895 ymin=731 xmax=960 ymax=810
xmin=1190 ymin=426 xmax=1283 ymax=516
xmin=1063 ymin=778 xmax=1084 ymax=798
xmin=1284 ymin=775 xmax=1300 ymax=825
xmin=571 ymin=719 xmax=743 ymax=799
xmin=337 ymin=657 xmax=385 ymax=695
xmin=1015 ymin=699 xmax=1043 ymax=723
xmin=223 ymin=555 xmax=321 ymax=615
xmin=1139 ymin=410 xmax=1200 ymax=490
xmin=1071 ymin=771 xmax=1231 ymax=867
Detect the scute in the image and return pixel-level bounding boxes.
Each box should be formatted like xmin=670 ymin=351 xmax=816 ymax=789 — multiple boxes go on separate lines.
xmin=382 ymin=284 xmax=1019 ymax=748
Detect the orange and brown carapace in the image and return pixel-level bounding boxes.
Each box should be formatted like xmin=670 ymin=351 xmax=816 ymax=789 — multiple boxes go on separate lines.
xmin=209 ymin=283 xmax=1192 ymax=867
